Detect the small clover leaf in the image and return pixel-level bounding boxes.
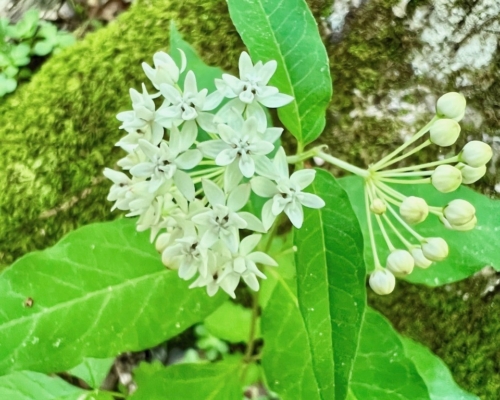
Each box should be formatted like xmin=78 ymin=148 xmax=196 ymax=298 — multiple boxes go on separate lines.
xmin=0 ymin=73 xmax=17 ymax=97
xmin=33 ymin=40 xmax=54 ymax=57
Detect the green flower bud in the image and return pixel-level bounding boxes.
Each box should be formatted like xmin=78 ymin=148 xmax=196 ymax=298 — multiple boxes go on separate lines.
xmin=370 ymin=198 xmax=387 ymax=214
xmin=386 ymin=249 xmax=414 ymax=275
xmin=441 ymin=215 xmax=477 ymax=231
xmin=429 ymin=119 xmax=461 ymax=146
xmin=155 ymin=232 xmax=170 ymax=253
xmin=400 ymin=196 xmax=428 ymax=224
xmin=460 ymin=141 xmax=493 ymax=168
xmin=431 ymin=165 xmax=462 ymax=193
xmin=369 ymin=269 xmax=396 ymax=295
xmin=411 ymin=248 xmax=433 ymax=269
xmin=444 ymin=199 xmax=475 ymax=226
xmin=421 ymin=237 xmax=449 ymax=261
xmin=436 ymin=92 xmax=466 ymax=121
xmin=458 ymin=163 xmax=486 ymax=184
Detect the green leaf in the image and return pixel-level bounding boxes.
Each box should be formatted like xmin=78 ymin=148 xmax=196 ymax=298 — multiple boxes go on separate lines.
xmin=0 ymin=218 xmax=226 ymax=376
xmin=261 ymin=283 xmax=321 ymax=400
xmin=204 ymin=301 xmax=260 ymax=343
xmin=227 ymin=0 xmax=332 ymax=145
xmin=10 ymin=43 xmax=31 ymax=66
xmin=130 ymin=360 xmax=243 ymax=399
xmin=68 ymin=357 xmax=114 ymax=389
xmin=0 ymin=370 xmax=86 ymax=399
xmin=293 ymin=169 xmax=366 ymax=400
xmin=33 ymin=40 xmax=54 ymax=57
xmin=14 ymin=9 xmax=39 ymax=39
xmin=56 ymin=32 xmax=76 ymax=49
xmin=0 ymin=74 xmax=17 ymax=97
xmin=339 ymin=175 xmax=500 ymax=285
xmin=169 ymin=22 xmax=222 ymax=93
xmin=350 ymin=308 xmax=429 ymax=399
xmin=400 ymin=336 xmax=479 ymax=400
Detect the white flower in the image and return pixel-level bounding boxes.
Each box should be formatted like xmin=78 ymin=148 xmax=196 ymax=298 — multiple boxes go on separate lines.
xmin=192 ymin=180 xmax=265 ymax=252
xmin=458 ymin=163 xmax=486 ymax=184
xmin=443 ymin=199 xmax=475 ymax=226
xmin=370 ymin=198 xmax=386 ymax=215
xmin=436 ymin=92 xmax=466 ymax=121
xmin=129 ymin=123 xmax=201 ymax=198
xmin=198 ymin=116 xmax=275 ymax=181
xmin=142 ymin=50 xmax=185 ymax=90
xmin=214 ymin=52 xmax=293 ymax=131
xmin=215 ymin=234 xmax=278 ymax=298
xmin=431 ymin=165 xmax=462 ymax=193
xmin=459 ymin=141 xmax=493 ymax=168
xmin=411 ymin=247 xmax=433 ymax=269
xmin=386 ymin=249 xmax=414 ymax=275
xmin=399 ymin=196 xmax=428 ymax=225
xmin=103 ymin=168 xmax=133 ymax=210
xmin=116 ymin=84 xmax=166 ymax=147
xmin=421 ymin=237 xmax=449 ymax=262
xmin=158 ymin=70 xmax=217 ymax=132
xmin=429 ymin=119 xmax=461 ymax=147
xmin=251 ymin=147 xmax=325 ymax=229
xmin=369 ymin=269 xmax=395 ymax=295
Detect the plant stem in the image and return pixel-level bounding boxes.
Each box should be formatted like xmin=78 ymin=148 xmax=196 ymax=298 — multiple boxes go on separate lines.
xmin=365 ymin=186 xmax=382 ymax=268
xmin=371 ymin=116 xmax=438 ymax=170
xmin=241 ymin=289 xmax=260 ymax=383
xmin=318 ymin=151 xmax=369 ymax=177
xmin=376 ymin=139 xmax=432 ymax=170
xmin=380 ymin=155 xmax=459 ymax=174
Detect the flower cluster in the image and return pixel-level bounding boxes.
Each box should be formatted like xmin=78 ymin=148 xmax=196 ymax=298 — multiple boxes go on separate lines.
xmin=104 ymin=51 xmax=324 ymax=298
xmin=364 ymin=93 xmax=492 ymax=295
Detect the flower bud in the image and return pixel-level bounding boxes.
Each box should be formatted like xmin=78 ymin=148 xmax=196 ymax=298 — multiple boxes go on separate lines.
xmin=421 ymin=237 xmax=449 ymax=261
xmin=431 ymin=165 xmax=462 ymax=193
xmin=369 ymin=269 xmax=396 ymax=295
xmin=441 ymin=215 xmax=477 ymax=231
xmin=459 ymin=141 xmax=493 ymax=168
xmin=458 ymin=163 xmax=486 ymax=184
xmin=429 ymin=119 xmax=461 ymax=146
xmin=436 ymin=92 xmax=466 ymax=121
xmin=444 ymin=199 xmax=475 ymax=226
xmin=399 ymin=196 xmax=428 ymax=224
xmin=386 ymin=249 xmax=414 ymax=275
xmin=411 ymin=248 xmax=433 ymax=269
xmin=370 ymin=198 xmax=387 ymax=215
xmin=155 ymin=233 xmax=171 ymax=253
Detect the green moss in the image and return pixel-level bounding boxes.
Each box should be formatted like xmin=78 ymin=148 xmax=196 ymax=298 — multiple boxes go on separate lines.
xmin=370 ymin=276 xmax=500 ymax=399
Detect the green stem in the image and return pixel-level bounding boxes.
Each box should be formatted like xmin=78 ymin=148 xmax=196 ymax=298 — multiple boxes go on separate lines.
xmin=378 ymin=170 xmax=434 ymax=178
xmin=371 ymin=116 xmax=438 ymax=170
xmin=382 ymin=213 xmax=414 ymax=249
xmin=365 ymin=185 xmax=382 ymax=268
xmin=318 ymin=151 xmax=369 ymax=177
xmin=286 ymin=145 xmax=323 ymax=164
xmin=380 ymin=155 xmax=459 ymax=174
xmin=379 ymin=177 xmax=430 ymax=185
xmin=376 ymin=139 xmax=432 ymax=170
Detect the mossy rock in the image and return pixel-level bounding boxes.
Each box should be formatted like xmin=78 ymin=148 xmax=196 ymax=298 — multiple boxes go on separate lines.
xmin=1 ymin=0 xmax=499 ymax=398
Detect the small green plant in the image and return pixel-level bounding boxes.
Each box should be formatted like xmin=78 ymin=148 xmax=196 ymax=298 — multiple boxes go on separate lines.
xmin=0 ymin=9 xmax=75 ymax=97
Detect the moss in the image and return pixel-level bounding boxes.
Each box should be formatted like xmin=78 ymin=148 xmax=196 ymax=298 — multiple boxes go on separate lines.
xmin=370 ymin=276 xmax=500 ymax=399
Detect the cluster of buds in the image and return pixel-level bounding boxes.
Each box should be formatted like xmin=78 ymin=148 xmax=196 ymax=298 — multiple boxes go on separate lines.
xmin=104 ymin=51 xmax=325 ymax=298
xmin=365 ymin=93 xmax=492 ymax=295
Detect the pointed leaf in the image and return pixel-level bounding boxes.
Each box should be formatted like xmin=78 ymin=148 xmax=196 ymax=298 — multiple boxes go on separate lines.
xmin=293 ymin=169 xmax=366 ymax=400
xmin=0 ymin=219 xmax=225 ymax=375
xmin=227 ymin=0 xmax=332 ymax=145
xmin=68 ymin=357 xmax=114 ymax=389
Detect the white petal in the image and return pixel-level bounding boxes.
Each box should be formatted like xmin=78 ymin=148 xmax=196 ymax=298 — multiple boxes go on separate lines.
xmin=138 ymin=139 xmax=160 ymax=160
xmin=203 ymin=91 xmax=224 ymax=111
xmin=242 ymin=273 xmax=260 ymax=291
xmin=179 ymin=120 xmax=198 ymax=151
xmin=259 ymin=93 xmax=294 ymax=108
xmin=184 ymin=70 xmax=198 ymax=94
xmin=219 ymin=273 xmax=239 ymax=298
xmin=198 ymin=139 xmax=230 ymax=159
xmin=218 ymin=123 xmax=239 ymax=144
xmin=103 ymin=168 xmax=130 ymax=184
xmin=273 ymin=147 xmax=289 ymax=179
xmin=200 ymin=228 xmax=219 ymax=249
xmin=197 ymin=112 xmax=217 ymax=133
xmin=299 ymin=192 xmax=325 ymax=209
xmin=202 ymin=178 xmax=226 ymax=206
xmin=239 ymin=153 xmax=255 ymax=178
xmin=290 ymin=169 xmax=316 ymax=190
xmin=239 ymin=51 xmax=253 ymax=79
xmin=130 ymin=162 xmax=155 ymax=178
xmin=262 ymin=199 xmax=277 ymax=231
xmin=246 ymin=102 xmax=267 ymax=132
xmin=285 ymin=201 xmax=304 ymax=228
xmin=239 ymin=234 xmax=262 ymax=256
xmin=174 ymin=170 xmax=195 ymax=200
xmin=175 ymin=149 xmax=202 ymax=170
xmin=221 ymin=230 xmax=239 ymax=253
xmin=258 ymin=60 xmax=277 ymax=85
xmin=216 ymin=148 xmax=238 ymax=166
xmin=224 ymin=161 xmax=243 ymax=192
xmin=272 ymin=196 xmax=287 ymax=215
xmin=182 ymin=107 xmax=197 ymax=121
xmin=177 ymin=48 xmax=187 ymax=73
xmin=227 ymin=183 xmax=251 ymax=212
xmin=257 ymin=86 xmax=279 ymax=99
xmin=263 ymin=127 xmax=283 ymax=144
xmin=248 ymin=140 xmax=274 ymax=156
xmin=238 ymin=212 xmax=266 ymax=233
xmin=215 ymin=98 xmax=246 ymax=124
xmin=242 ymin=117 xmax=258 ymax=137
xmin=239 ymin=90 xmax=255 ymax=104
xmin=234 ymin=257 xmax=247 ymax=274
xmin=223 ymin=74 xmax=245 ymax=93
xmin=159 ymin=83 xmax=182 ymax=103
xmin=179 ymin=258 xmax=197 ymax=280
xmin=251 ymin=177 xmax=278 ymax=197
xmin=254 ymin=155 xmax=278 ymax=180
xmin=168 ymin=125 xmax=182 ymax=153
xmin=247 ymin=251 xmax=278 ymax=266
